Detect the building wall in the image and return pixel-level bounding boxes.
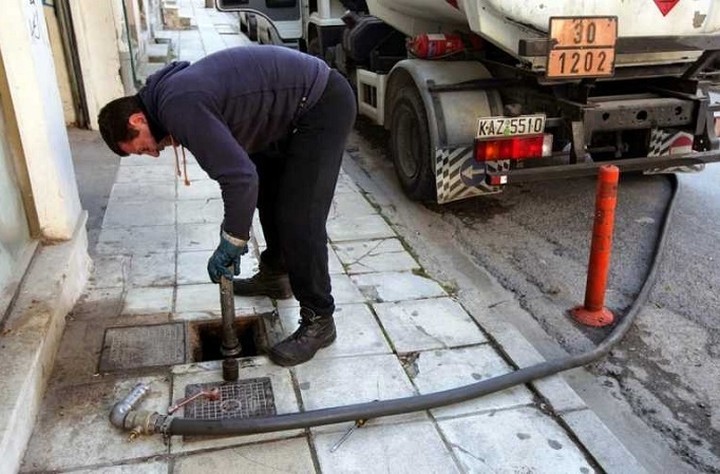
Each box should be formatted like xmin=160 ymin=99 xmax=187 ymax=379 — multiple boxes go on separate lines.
xmin=43 ymin=5 xmax=76 ymax=125
xmin=0 ymin=73 xmax=34 ymax=320
xmin=0 ymin=0 xmax=83 ymax=241
xmin=69 ymin=0 xmax=126 ymax=130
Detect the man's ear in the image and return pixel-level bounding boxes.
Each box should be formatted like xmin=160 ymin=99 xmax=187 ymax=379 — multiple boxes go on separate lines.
xmin=128 ymin=112 xmax=147 ymax=128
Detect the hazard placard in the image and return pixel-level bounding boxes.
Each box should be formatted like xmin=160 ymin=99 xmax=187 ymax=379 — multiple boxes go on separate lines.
xmin=546 ymin=17 xmax=618 ymax=79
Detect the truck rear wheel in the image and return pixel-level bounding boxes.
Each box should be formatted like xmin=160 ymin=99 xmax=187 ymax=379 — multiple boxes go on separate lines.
xmin=390 ymin=86 xmax=435 ymax=201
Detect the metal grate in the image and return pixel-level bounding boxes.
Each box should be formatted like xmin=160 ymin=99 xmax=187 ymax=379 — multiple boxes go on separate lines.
xmin=99 ymin=323 xmax=185 ymax=372
xmin=182 ymin=377 xmax=276 ymax=420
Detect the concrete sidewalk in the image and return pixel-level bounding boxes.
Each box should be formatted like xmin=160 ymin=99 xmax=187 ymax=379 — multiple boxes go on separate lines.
xmin=18 ymin=1 xmax=643 ymax=472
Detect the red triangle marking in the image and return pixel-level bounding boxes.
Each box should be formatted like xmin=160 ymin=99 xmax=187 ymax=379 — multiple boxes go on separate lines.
xmin=654 ymin=0 xmax=680 ymax=16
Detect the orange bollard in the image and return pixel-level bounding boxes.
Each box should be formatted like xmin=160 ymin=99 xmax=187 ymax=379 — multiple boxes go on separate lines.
xmin=571 ymin=165 xmax=619 ymax=327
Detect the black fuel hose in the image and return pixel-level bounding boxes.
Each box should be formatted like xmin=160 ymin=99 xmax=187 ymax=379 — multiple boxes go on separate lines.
xmin=165 ymin=175 xmax=679 ymax=437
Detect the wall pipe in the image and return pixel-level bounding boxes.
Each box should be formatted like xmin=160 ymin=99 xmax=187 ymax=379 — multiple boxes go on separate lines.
xmin=113 ymin=174 xmax=679 ymax=438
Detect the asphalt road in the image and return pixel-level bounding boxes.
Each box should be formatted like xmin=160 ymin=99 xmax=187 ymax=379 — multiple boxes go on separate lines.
xmin=346 ymin=119 xmax=720 ymax=473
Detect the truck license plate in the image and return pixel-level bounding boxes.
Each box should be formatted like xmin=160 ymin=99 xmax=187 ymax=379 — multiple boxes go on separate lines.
xmin=546 ymin=16 xmax=617 ymax=79
xmin=476 ymin=114 xmax=546 ymax=139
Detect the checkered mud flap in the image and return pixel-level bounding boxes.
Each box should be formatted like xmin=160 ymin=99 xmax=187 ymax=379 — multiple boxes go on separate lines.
xmin=646 ymin=128 xmax=705 ymax=174
xmin=435 ymin=147 xmax=505 ymax=203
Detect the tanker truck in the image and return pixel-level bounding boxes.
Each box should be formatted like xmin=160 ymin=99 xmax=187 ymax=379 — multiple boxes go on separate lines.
xmin=217 ymin=0 xmax=720 ymax=203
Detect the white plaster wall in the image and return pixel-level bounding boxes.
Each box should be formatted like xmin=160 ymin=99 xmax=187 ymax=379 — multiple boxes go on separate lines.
xmin=69 ymin=0 xmax=125 ymax=130
xmin=43 ymin=6 xmax=77 ymax=125
xmin=0 ymin=0 xmax=82 ymax=241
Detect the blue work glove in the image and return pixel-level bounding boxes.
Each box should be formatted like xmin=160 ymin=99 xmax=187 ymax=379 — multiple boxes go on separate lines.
xmin=207 ymin=228 xmax=248 ymax=284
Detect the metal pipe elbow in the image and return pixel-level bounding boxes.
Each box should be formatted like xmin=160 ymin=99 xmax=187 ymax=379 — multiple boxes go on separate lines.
xmin=110 ymin=383 xmax=151 ymax=428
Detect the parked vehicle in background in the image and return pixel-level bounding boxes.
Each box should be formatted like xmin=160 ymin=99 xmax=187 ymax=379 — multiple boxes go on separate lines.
xmin=218 ymin=0 xmax=720 ymax=203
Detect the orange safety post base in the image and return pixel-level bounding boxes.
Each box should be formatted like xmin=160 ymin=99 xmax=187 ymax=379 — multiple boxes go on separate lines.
xmin=571 ymin=305 xmax=614 ymax=327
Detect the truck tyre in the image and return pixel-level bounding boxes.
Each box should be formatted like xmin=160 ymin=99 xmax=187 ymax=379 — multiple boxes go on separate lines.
xmin=390 ymin=86 xmax=436 ymax=201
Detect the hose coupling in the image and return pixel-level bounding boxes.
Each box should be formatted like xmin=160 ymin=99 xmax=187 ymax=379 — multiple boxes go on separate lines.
xmin=124 ymin=410 xmax=168 ymax=440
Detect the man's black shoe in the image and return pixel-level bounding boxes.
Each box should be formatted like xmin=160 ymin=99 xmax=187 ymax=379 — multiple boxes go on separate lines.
xmin=269 ymin=308 xmax=336 ymax=366
xmin=233 ymin=262 xmax=292 ymax=299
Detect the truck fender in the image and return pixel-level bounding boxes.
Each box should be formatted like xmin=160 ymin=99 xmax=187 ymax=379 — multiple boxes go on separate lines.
xmin=384 ymin=59 xmax=503 ymax=147
xmin=383 ymin=59 xmax=505 ymax=203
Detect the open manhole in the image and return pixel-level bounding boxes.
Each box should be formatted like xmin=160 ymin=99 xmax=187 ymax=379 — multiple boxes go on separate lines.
xmin=181 ymin=378 xmax=276 ymax=421
xmin=99 ymin=322 xmax=185 ymax=372
xmin=188 ymin=317 xmax=267 ymax=362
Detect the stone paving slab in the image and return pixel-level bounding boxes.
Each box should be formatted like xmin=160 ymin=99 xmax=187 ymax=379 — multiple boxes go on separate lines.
xmin=70 ymin=286 xmax=125 ymax=321
xmin=176 ymin=178 xmax=221 ymax=200
xmin=335 ymin=172 xmax=361 ymax=194
xmin=96 ymin=225 xmax=177 ymax=255
xmin=178 ymin=222 xmax=219 ymax=251
xmin=352 ymin=271 xmax=447 ymax=302
xmin=118 ymin=153 xmax=176 ymax=166
xmin=73 ymin=461 xmax=169 ymax=473
xmin=329 ymin=190 xmax=378 ymax=218
xmin=409 ymin=345 xmax=535 ymax=419
xmin=328 ymin=243 xmax=344 ymax=274
xmin=176 ymin=198 xmax=224 ymax=224
xmin=86 ymin=255 xmax=130 ymax=289
xmin=126 ymin=251 xmax=176 ymax=287
xmin=103 ymin=199 xmax=176 ymax=228
xmin=314 ymin=421 xmax=459 ymax=473
xmin=334 ymin=238 xmax=420 ymax=274
xmin=562 ymin=409 xmax=648 ymax=474
xmin=327 ymin=213 xmax=396 ymax=242
xmin=173 ymin=437 xmax=315 ymax=473
xmin=174 ymin=283 xmax=273 ymax=317
xmin=21 ymin=376 xmax=171 ymax=472
xmin=493 ymin=323 xmax=588 ymax=414
xmin=373 ymin=297 xmax=487 ymax=353
xmin=116 ymin=164 xmax=176 ymax=183
xmin=437 ymin=407 xmax=596 ymax=473
xmin=87 ymin=252 xmax=176 ymax=289
xmin=123 ymin=286 xmax=174 ymax=315
xmin=295 ymin=354 xmax=416 ymax=411
xmin=109 ymin=182 xmax=176 ymax=202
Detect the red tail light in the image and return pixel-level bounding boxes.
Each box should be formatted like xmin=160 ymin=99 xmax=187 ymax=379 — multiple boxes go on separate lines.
xmin=474 ymin=135 xmax=550 ymax=161
xmin=446 ymin=0 xmax=459 ymax=8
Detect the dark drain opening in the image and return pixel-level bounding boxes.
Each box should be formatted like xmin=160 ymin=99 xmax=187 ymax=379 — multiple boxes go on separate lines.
xmin=189 ymin=318 xmax=265 ymax=362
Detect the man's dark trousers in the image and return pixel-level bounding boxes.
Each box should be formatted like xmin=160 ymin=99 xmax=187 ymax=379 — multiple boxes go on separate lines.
xmin=249 ymin=70 xmax=356 ymax=316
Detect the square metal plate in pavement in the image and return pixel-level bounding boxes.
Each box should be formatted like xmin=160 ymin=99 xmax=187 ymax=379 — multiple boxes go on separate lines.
xmin=99 ymin=323 xmax=186 ymax=372
xmin=182 ymin=378 xmax=276 ymax=421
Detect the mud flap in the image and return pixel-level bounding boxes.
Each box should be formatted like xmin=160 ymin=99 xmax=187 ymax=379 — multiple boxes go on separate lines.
xmin=435 ymin=147 xmax=505 ymax=203
xmin=645 ymin=128 xmax=705 ymax=174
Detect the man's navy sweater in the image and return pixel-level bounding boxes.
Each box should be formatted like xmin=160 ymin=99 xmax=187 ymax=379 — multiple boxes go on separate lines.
xmin=138 ymin=45 xmax=331 ymax=240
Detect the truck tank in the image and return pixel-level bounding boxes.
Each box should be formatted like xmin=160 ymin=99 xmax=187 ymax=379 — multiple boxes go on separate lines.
xmin=366 ymin=0 xmax=720 ymax=65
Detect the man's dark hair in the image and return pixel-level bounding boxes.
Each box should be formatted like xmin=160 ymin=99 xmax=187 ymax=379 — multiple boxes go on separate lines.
xmin=97 ymin=95 xmax=143 ymax=157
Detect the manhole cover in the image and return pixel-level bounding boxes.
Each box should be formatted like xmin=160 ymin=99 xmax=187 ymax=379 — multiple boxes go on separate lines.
xmin=182 ymin=377 xmax=276 ymax=420
xmin=99 ymin=323 xmax=185 ymax=372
